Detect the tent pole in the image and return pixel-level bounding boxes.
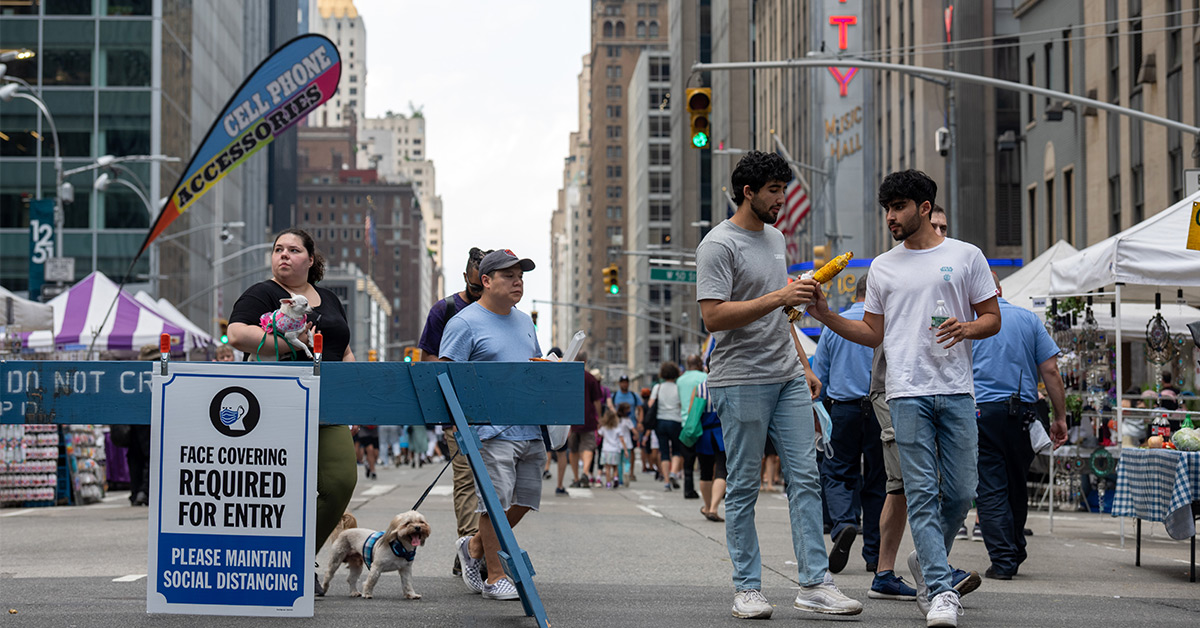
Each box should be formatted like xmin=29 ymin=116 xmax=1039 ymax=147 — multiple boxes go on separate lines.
xmin=1115 ymin=282 xmax=1124 ymax=548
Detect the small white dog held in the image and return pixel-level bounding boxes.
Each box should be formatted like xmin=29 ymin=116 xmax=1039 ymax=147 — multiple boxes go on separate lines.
xmin=258 ymin=294 xmax=314 ymax=358
xmin=322 ymin=511 xmax=431 ymax=600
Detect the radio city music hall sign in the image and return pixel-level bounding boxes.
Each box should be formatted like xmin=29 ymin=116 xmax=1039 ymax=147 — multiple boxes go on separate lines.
xmin=826 ymin=1 xmax=862 ymax=163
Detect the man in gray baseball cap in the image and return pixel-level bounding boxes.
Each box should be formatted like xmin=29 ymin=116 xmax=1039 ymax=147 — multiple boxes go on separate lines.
xmin=478 ymin=249 xmax=536 ymax=276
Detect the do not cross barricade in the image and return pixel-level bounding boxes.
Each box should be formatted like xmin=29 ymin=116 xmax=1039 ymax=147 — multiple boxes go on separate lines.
xmin=0 ymin=357 xmax=582 ymax=627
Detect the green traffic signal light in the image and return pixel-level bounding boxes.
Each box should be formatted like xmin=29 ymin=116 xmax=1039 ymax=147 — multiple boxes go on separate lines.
xmin=692 ymin=131 xmax=709 ymax=148
xmin=220 ymin=334 xmax=229 ymax=344
xmin=609 ymin=284 xmax=619 ymax=295
xmin=404 ymin=355 xmax=412 ymax=362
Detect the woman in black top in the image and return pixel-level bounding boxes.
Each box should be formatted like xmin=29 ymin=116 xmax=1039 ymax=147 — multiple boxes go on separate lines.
xmin=227 ymin=229 xmax=357 ymax=575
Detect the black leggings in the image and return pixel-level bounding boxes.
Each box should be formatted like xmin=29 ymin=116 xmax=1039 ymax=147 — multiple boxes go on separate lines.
xmin=698 ymin=450 xmax=727 ymax=482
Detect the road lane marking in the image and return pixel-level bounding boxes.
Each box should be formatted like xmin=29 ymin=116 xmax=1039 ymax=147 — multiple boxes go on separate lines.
xmin=113 ymin=574 xmax=146 ymax=582
xmin=426 ymin=485 xmax=452 ymax=497
xmin=360 ymin=484 xmax=395 ymax=497
xmin=565 ymin=488 xmax=593 ymax=498
xmin=0 ymin=509 xmax=35 ymax=518
xmin=637 ymin=505 xmax=663 ymax=518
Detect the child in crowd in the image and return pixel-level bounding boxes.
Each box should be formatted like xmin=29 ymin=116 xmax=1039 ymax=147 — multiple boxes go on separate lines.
xmin=616 ymin=402 xmax=636 ymax=481
xmin=598 ymin=409 xmax=629 ymax=489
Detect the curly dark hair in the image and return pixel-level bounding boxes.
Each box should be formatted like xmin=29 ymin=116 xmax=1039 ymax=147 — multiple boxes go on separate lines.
xmin=273 ymin=228 xmax=325 ymax=284
xmin=658 ymin=361 xmax=680 ymax=381
xmin=465 ymin=246 xmax=493 ymax=274
xmin=877 ymin=170 xmax=937 ymax=210
xmin=730 ymin=151 xmax=792 ymax=204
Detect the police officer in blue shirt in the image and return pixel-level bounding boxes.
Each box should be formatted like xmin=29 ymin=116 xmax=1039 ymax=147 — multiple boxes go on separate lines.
xmin=971 ymin=273 xmax=1068 ymax=580
xmin=812 ymin=278 xmax=886 ymax=575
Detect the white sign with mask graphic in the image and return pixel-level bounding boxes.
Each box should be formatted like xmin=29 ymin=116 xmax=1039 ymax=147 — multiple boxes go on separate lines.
xmin=147 ymin=363 xmax=318 ymax=616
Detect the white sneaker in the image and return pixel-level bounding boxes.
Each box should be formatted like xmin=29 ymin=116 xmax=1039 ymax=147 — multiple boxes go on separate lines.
xmin=481 ymin=576 xmax=521 ymax=601
xmin=456 ymin=536 xmax=484 ymax=594
xmin=732 ymin=589 xmax=773 ymax=619
xmin=793 ymin=580 xmax=864 ymax=615
xmin=908 ymin=549 xmax=930 ymax=616
xmin=926 ymin=590 xmax=963 ymax=627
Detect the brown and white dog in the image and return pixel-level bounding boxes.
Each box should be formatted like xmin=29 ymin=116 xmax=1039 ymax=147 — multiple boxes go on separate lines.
xmin=321 ymin=510 xmax=431 ymax=599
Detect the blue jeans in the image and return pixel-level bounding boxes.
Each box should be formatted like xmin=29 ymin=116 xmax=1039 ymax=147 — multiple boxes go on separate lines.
xmin=711 ymin=378 xmax=827 ymax=590
xmin=889 ymin=394 xmax=978 ymax=599
xmin=822 ymin=399 xmax=886 ymax=565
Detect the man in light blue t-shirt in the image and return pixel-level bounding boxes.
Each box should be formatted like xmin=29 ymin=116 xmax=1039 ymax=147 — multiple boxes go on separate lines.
xmin=441 ymin=249 xmax=543 ymax=602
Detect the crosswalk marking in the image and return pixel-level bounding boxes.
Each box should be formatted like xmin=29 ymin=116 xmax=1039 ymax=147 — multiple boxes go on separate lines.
xmin=113 ymin=574 xmax=146 ymax=582
xmin=637 ymin=505 xmax=663 ymax=518
xmin=360 ymin=484 xmax=395 ymax=497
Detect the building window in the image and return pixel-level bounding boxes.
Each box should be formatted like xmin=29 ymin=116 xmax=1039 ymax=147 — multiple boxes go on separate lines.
xmin=1044 ymin=175 xmax=1056 ymax=245
xmin=637 ymin=21 xmax=646 ymax=38
xmin=1109 ymin=175 xmax=1122 ymax=235
xmin=649 ymin=21 xmax=659 ymax=38
xmin=1130 ymin=92 xmax=1144 ymax=223
xmin=606 ymin=145 xmax=624 ymax=159
xmin=606 ymin=85 xmax=623 ymax=99
xmin=607 ymin=105 xmax=622 ymax=118
xmin=650 ymin=144 xmax=670 ymax=166
xmin=607 ymin=226 xmax=623 ymax=246
xmin=649 ymin=172 xmax=670 ymax=195
xmin=606 ymin=165 xmax=623 ymax=178
xmin=1106 ymin=0 xmax=1119 ymax=101
xmin=606 ymin=65 xmax=622 ymax=79
xmin=650 ymin=201 xmax=670 ymax=222
xmin=1129 ymin=0 xmax=1143 ymax=92
xmin=606 ymin=125 xmax=622 ymax=139
xmin=606 ymin=186 xmax=623 ymax=199
xmin=1025 ymin=54 xmax=1036 ymax=124
xmin=1043 ymin=42 xmax=1053 ymax=109
xmin=615 ymin=21 xmax=625 ymax=38
xmin=1063 ymin=168 xmax=1075 ymax=246
xmin=1027 ymin=185 xmax=1038 ymax=255
xmin=604 ymin=21 xmax=613 ymax=38
xmin=606 ymin=205 xmax=623 ymax=220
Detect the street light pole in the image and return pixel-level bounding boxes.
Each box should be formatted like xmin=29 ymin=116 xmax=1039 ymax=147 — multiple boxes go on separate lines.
xmin=1 ymin=88 xmax=64 ymax=257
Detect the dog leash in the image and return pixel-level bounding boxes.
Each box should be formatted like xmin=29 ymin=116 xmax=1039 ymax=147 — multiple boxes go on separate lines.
xmin=254 ymin=328 xmax=300 ymax=362
xmin=407 ymin=424 xmax=518 ymax=511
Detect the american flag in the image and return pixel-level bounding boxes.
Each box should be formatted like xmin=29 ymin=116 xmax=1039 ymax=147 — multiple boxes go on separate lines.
xmin=776 ymin=178 xmax=810 ymax=260
xmin=364 ymin=211 xmax=377 ymax=254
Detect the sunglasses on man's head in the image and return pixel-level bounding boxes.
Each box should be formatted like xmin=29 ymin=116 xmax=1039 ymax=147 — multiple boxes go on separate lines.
xmin=466 ymin=282 xmax=484 ymax=293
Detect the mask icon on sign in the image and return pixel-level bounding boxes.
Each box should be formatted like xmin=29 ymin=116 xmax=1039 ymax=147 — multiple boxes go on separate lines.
xmin=220 ymin=405 xmax=247 ymax=431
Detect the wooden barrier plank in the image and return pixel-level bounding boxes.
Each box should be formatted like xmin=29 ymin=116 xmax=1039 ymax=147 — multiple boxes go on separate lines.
xmin=1 ymin=361 xmax=583 ymax=426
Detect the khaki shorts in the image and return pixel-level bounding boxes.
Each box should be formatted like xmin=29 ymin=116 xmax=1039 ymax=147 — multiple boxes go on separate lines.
xmin=568 ymin=429 xmax=597 ymax=453
xmin=871 ymin=391 xmax=904 ymax=494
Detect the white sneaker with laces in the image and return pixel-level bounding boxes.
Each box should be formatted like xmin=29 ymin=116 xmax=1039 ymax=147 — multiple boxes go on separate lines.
xmin=908 ymin=549 xmax=930 ymax=616
xmin=926 ymin=590 xmax=963 ymax=627
xmin=793 ymin=579 xmax=864 ymax=615
xmin=731 ymin=589 xmax=773 ymax=619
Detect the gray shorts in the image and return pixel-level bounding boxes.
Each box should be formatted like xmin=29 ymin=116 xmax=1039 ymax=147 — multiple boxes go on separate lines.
xmin=871 ymin=391 xmax=904 ymax=494
xmin=473 ymin=438 xmax=547 ymax=513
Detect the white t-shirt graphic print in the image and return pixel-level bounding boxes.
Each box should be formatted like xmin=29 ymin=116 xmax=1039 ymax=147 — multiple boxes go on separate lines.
xmin=864 ymin=238 xmax=997 ymax=401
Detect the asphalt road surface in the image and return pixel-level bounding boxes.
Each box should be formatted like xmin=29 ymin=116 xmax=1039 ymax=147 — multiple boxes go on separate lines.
xmin=3 ymin=458 xmax=1199 ymax=627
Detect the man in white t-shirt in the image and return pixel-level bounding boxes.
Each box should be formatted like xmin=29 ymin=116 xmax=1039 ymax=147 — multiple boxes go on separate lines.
xmin=807 ymin=170 xmax=1000 ymax=628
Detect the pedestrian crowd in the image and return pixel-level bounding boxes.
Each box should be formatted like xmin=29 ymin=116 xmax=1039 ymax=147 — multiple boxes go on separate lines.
xmin=270 ymin=156 xmax=1075 ymax=627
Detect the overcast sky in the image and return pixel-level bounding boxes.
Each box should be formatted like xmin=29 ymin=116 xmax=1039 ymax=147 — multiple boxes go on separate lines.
xmin=356 ymin=0 xmax=591 ymax=351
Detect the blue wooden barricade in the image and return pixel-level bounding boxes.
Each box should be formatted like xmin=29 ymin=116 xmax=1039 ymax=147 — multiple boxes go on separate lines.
xmin=1 ymin=360 xmax=581 ymax=628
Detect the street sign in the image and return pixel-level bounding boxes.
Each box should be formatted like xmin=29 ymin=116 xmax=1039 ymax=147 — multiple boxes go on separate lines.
xmin=1186 ymin=168 xmax=1200 ymax=197
xmin=649 ymin=268 xmax=696 ymax=284
xmin=147 ymin=363 xmax=318 ymax=616
xmin=44 ymin=257 xmax=74 ymax=282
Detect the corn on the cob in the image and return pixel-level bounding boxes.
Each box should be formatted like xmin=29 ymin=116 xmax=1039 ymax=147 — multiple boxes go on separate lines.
xmin=812 ymin=252 xmax=854 ymax=283
xmin=782 ymin=251 xmax=854 ymax=322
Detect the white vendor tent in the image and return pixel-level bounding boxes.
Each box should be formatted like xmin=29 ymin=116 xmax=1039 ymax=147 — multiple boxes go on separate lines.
xmin=0 ymin=285 xmax=54 ymax=331
xmin=1049 ymin=190 xmax=1200 ymax=301
xmin=134 ymin=292 xmax=214 ymax=352
xmin=21 ymin=271 xmax=190 ymax=354
xmin=1001 ymin=239 xmax=1078 ymax=314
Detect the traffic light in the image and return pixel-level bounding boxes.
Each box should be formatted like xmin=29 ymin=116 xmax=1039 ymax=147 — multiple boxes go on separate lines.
xmin=368 ymin=349 xmax=378 ymax=362
xmin=403 ymin=346 xmax=417 ymax=362
xmin=686 ymin=87 xmax=712 ymax=149
xmin=218 ymin=319 xmax=229 ymax=344
xmin=813 ymin=245 xmax=828 ymax=270
xmin=531 ymin=310 xmax=538 ymax=327
xmin=602 ymin=263 xmax=620 ymax=295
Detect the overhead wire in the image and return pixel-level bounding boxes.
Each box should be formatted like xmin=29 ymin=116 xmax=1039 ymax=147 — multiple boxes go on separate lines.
xmin=853 ymin=8 xmax=1198 ymax=60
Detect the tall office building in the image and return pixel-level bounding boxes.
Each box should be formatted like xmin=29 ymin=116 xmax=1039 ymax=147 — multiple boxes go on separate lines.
xmin=358 ymin=111 xmax=445 ymax=298
xmin=0 ymin=1 xmax=275 ymax=339
xmin=307 ymin=0 xmax=366 ymax=127
xmin=586 ymin=0 xmax=670 ymax=374
xmin=551 ymin=55 xmax=592 ymax=353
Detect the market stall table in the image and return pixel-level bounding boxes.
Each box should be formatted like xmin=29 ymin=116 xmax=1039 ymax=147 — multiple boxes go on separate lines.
xmin=1112 ymin=448 xmax=1200 ymax=582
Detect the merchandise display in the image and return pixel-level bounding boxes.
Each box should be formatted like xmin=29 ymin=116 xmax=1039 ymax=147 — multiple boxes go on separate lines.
xmin=0 ymin=424 xmax=58 ymax=505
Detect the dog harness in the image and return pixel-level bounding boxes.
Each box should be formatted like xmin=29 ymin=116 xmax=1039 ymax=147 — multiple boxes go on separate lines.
xmin=362 ymin=531 xmax=417 ymax=570
xmin=259 ymin=310 xmax=307 ymax=334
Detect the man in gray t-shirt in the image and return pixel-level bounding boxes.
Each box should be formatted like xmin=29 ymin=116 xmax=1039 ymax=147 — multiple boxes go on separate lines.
xmin=696 ymin=151 xmax=863 ymax=620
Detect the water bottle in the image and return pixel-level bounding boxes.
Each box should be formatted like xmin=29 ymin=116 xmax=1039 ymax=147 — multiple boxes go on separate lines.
xmin=930 ymin=300 xmax=950 ymax=357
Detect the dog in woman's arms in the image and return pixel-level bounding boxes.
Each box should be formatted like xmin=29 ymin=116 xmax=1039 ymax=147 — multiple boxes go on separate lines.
xmin=322 ymin=510 xmax=431 ymax=599
xmin=259 ymin=295 xmax=314 ymax=358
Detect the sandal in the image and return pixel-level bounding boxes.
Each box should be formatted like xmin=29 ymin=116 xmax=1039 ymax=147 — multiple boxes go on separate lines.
xmin=705 ymin=511 xmax=725 ymax=522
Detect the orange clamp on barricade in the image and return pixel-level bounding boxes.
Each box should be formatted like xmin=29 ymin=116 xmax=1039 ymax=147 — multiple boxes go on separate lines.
xmin=159 ymin=333 xmax=171 ymax=376
xmin=313 ymin=332 xmax=323 ymax=376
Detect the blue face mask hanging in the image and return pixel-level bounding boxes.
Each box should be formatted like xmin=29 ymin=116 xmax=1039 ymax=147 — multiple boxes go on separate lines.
xmin=813 ymin=401 xmax=835 ymax=458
